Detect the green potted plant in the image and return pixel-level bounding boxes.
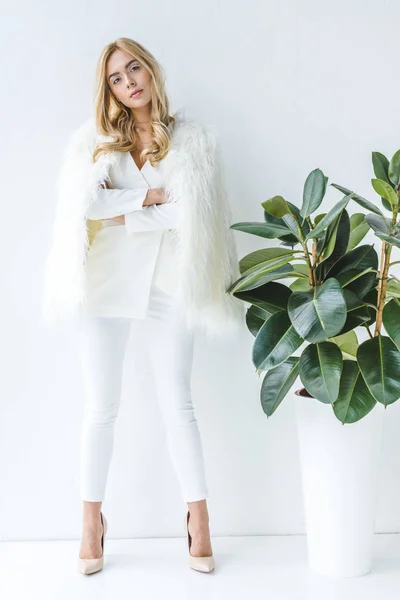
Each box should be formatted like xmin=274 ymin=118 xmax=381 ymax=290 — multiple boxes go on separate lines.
xmin=227 ymin=157 xmax=400 ymax=577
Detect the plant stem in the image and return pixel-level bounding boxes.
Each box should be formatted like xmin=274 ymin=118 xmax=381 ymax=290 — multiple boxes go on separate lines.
xmin=302 ymin=240 xmax=315 ymax=286
xmin=311 ymin=241 xmax=317 ymax=286
xmin=374 ymin=241 xmax=390 ymax=336
xmin=374 ymin=205 xmax=398 ymax=335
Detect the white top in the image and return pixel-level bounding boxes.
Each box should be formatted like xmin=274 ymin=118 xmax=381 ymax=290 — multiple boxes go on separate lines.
xmin=83 ymin=151 xmax=182 ymax=318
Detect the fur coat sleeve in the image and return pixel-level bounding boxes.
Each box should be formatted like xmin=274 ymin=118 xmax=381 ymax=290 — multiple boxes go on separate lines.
xmin=42 ymin=113 xmax=245 ymax=339
xmin=174 ymin=122 xmax=246 ymax=338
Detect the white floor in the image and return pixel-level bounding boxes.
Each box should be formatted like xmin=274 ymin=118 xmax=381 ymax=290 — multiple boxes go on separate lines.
xmin=1 ymin=533 xmax=400 ymax=599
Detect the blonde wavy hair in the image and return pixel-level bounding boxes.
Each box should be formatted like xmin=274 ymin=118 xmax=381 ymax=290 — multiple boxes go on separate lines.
xmin=92 ymin=37 xmax=176 ymax=165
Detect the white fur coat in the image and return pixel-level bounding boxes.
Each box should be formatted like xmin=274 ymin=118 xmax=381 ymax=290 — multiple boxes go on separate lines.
xmin=42 ymin=109 xmax=245 ymax=338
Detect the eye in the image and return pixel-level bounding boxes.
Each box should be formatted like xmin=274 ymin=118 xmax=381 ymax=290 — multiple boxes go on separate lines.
xmin=112 ymin=65 xmax=140 ymax=85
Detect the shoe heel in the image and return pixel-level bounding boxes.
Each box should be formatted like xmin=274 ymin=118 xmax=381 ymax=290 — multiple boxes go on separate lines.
xmin=78 ymin=511 xmax=107 ymax=575
xmin=184 ymin=511 xmax=215 ymax=573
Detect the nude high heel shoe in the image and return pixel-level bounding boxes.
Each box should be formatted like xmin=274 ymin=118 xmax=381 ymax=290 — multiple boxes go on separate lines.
xmin=78 ymin=512 xmax=108 ymax=575
xmin=184 ymin=510 xmax=215 ymax=573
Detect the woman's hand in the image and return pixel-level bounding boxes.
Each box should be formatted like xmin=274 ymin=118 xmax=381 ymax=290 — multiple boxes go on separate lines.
xmin=143 ymin=188 xmax=166 ymax=206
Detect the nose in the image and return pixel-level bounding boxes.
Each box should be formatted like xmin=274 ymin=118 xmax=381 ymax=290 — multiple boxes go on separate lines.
xmin=128 ymin=73 xmax=137 ymax=84
xmin=124 ymin=75 xmax=136 ymax=88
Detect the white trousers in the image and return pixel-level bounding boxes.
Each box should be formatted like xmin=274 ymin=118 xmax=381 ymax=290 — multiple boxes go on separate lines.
xmin=77 ymin=283 xmax=209 ymax=503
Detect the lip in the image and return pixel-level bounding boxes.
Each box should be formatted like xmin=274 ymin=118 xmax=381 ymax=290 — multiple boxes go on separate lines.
xmin=130 ymin=89 xmax=143 ymax=98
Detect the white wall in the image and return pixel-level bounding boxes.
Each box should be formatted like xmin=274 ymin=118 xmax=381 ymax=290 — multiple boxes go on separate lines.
xmin=1 ymin=0 xmax=400 ymax=541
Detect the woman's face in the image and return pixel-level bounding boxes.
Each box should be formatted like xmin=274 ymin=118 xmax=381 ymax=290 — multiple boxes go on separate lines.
xmin=106 ymin=49 xmax=152 ymax=109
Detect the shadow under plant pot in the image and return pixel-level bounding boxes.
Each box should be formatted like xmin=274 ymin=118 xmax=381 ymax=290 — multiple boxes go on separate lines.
xmin=293 ymin=385 xmax=384 ymax=578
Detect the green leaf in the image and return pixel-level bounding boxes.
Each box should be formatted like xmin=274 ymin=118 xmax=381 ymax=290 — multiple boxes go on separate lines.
xmin=357 ymin=334 xmax=400 ymax=406
xmin=335 ymin=268 xmax=376 ymax=298
xmin=286 ymin=200 xmax=305 ymax=218
xmin=299 ymin=341 xmax=343 ymax=403
xmin=333 ymin=360 xmax=377 ymax=424
xmin=262 ymin=195 xmax=291 ymax=218
xmin=287 ymin=278 xmax=347 ymax=343
xmin=374 ymin=232 xmax=400 ymax=249
xmin=230 ymin=221 xmax=290 ymax=239
xmin=320 ymin=210 xmax=351 ymax=279
xmin=382 ymin=298 xmax=400 ymax=351
xmin=345 ymin=287 xmax=374 ymax=311
xmin=338 ymin=289 xmax=374 ymax=334
xmin=290 ymin=278 xmax=311 ymax=292
xmin=300 ymin=168 xmax=327 ymax=218
xmin=388 ymin=149 xmax=400 ymax=188
xmin=316 ymin=230 xmax=327 ymax=256
xmin=371 ymin=153 xmax=393 ymax=210
xmin=305 ymin=193 xmax=353 ymax=239
xmin=252 ymin=311 xmax=304 ymax=370
xmin=281 ymin=213 xmax=302 ymax=240
xmin=371 ymin=178 xmax=398 ymax=206
xmin=386 ymin=278 xmax=400 ymax=298
xmin=264 ymin=208 xmax=287 ymax=226
xmin=331 ymin=183 xmax=384 ymax=217
xmin=233 ymin=281 xmax=292 ymax=315
xmin=246 ymin=305 xmax=270 ymax=337
xmin=260 ymin=357 xmax=300 ymax=417
xmin=288 ymin=263 xmax=312 ymax=291
xmin=291 ymin=263 xmax=309 ymax=277
xmin=278 ymin=234 xmax=300 ymax=247
xmin=239 ymin=247 xmax=295 ymax=274
xmin=320 ymin=210 xmax=344 ymax=262
xmin=328 ymin=244 xmax=379 ymax=277
xmin=348 ymin=213 xmax=370 ymax=251
xmin=328 ymin=330 xmax=359 ymax=360
xmin=381 ymin=197 xmax=393 ymax=211
xmin=279 ymin=270 xmax=310 ymax=279
xmin=326 ymin=245 xmax=378 ymax=300
xmin=262 ymin=201 xmax=309 ymax=240
xmin=372 ymin=151 xmax=391 ymax=184
xmin=335 ymin=268 xmax=374 ymax=286
xmin=228 ymin=261 xmax=294 ymax=293
xmin=314 ymin=213 xmax=327 ymax=225
xmin=365 ymin=213 xmax=391 ymax=236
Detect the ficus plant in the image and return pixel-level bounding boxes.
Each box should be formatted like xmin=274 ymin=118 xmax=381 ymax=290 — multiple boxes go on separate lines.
xmin=227 ymin=164 xmax=391 ymax=424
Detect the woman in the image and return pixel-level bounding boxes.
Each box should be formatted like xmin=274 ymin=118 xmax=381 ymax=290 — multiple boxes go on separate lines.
xmin=43 ymin=37 xmax=244 ymax=575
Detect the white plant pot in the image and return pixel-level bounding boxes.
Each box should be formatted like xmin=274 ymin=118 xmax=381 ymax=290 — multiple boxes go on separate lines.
xmin=293 ymin=387 xmax=384 ymax=578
